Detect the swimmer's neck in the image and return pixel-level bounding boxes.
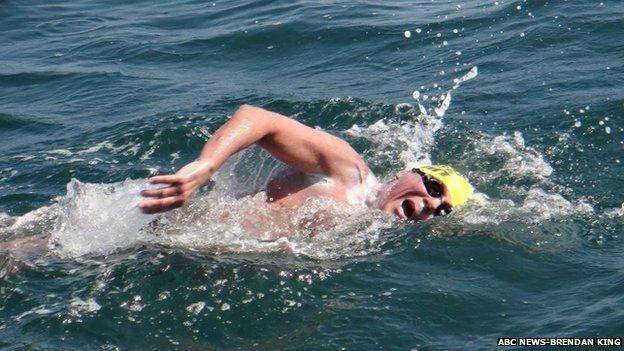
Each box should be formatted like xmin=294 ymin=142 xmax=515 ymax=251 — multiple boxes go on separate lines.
xmin=365 ymin=177 xmax=392 ymax=211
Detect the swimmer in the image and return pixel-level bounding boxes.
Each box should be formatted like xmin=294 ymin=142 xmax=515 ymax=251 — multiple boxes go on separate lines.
xmin=1 ymin=104 xmax=472 ymax=257
xmin=139 ymin=104 xmax=472 ymax=221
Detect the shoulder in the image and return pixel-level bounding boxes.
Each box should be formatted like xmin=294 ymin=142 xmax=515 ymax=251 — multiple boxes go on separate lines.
xmin=340 ymin=162 xmax=378 ymax=205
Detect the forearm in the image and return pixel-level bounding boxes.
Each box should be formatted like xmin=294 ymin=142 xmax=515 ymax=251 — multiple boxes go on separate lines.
xmin=140 ymin=105 xmax=273 ymax=213
xmin=196 ymin=104 xmax=272 ymax=173
xmin=197 ymin=104 xmax=364 ymax=178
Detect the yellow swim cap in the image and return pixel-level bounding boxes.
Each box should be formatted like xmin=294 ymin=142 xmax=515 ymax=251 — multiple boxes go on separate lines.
xmin=418 ymin=165 xmax=472 ymax=207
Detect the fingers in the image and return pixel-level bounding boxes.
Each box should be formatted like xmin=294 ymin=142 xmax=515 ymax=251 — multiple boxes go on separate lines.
xmin=140 ymin=171 xmax=200 ymax=213
xmin=138 ymin=196 xmax=186 ymax=214
xmin=149 ymin=175 xmax=183 ymax=185
xmin=141 ymin=187 xmax=181 ymax=198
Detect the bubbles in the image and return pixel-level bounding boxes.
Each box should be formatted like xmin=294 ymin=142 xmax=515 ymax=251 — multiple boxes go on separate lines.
xmin=403 ymin=30 xmax=411 ymax=38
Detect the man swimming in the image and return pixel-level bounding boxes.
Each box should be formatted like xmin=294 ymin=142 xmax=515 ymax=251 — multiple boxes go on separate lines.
xmin=139 ymin=105 xmax=472 ymax=222
xmin=0 ymin=104 xmax=472 ymax=256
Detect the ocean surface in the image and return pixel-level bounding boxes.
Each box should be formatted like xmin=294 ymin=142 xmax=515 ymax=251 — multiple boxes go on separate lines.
xmin=1 ymin=0 xmax=623 ymax=349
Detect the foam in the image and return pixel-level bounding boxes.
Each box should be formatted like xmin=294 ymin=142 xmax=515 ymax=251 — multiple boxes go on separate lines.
xmin=603 ymin=204 xmax=624 ymax=219
xmin=47 ymin=149 xmax=73 ymax=157
xmin=0 ymin=172 xmax=387 ymax=259
xmin=472 ymin=131 xmax=553 ymax=180
xmin=49 ymin=179 xmax=157 ymax=257
xmin=143 ymin=188 xmax=395 ymax=260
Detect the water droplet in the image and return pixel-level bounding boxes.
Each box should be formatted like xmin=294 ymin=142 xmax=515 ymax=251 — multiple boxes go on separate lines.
xmin=404 ymin=30 xmax=411 ymax=38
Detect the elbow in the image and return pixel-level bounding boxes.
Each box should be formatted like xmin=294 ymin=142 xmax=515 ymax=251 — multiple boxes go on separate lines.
xmin=235 ymin=104 xmax=257 ymax=115
xmin=233 ymin=104 xmax=273 ymax=125
xmin=230 ymin=104 xmax=255 ymax=123
xmin=231 ymin=104 xmax=275 ymax=137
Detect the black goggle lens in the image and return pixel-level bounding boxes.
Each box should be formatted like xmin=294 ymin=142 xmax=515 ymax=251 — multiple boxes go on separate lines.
xmin=434 ymin=203 xmax=452 ymax=217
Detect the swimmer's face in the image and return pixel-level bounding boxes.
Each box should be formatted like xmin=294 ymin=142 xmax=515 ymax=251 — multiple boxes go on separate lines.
xmin=379 ymin=169 xmax=453 ymax=221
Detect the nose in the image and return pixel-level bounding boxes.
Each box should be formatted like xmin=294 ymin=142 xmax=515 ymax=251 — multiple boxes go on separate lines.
xmin=422 ymin=196 xmax=443 ymax=216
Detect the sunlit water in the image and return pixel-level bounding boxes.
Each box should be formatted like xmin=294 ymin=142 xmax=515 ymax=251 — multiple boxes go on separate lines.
xmin=1 ymin=1 xmax=623 ymax=350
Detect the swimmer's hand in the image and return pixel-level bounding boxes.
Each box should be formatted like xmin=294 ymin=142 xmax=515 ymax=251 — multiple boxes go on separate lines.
xmin=139 ymin=160 xmax=214 ymax=214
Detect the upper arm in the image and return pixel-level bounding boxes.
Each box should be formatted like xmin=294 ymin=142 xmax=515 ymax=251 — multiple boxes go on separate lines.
xmin=245 ymin=106 xmax=367 ymax=183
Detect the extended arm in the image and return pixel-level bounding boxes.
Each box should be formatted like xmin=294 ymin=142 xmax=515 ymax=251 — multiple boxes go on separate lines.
xmin=139 ymin=104 xmax=366 ymax=213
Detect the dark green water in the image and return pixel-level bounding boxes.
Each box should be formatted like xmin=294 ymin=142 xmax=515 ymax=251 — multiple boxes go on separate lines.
xmin=1 ymin=0 xmax=623 ymax=350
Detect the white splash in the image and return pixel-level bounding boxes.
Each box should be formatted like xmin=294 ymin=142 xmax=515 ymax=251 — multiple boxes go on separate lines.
xmin=519 ymin=188 xmax=593 ymax=220
xmin=68 ymin=297 xmax=101 ymax=315
xmin=452 ymin=66 xmax=478 ymax=89
xmin=433 ymin=91 xmax=451 ymax=117
xmin=460 ymin=188 xmax=593 ymax=226
xmin=346 ymin=116 xmax=436 ymax=169
xmin=474 ymin=131 xmax=553 ymax=180
xmin=186 ymin=301 xmax=206 ymax=315
xmin=346 ymin=67 xmax=478 ymax=171
xmin=49 ymin=179 xmax=157 ymax=257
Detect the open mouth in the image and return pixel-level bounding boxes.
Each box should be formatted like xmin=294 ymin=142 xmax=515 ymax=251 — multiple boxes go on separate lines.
xmin=401 ymin=199 xmax=415 ymax=219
